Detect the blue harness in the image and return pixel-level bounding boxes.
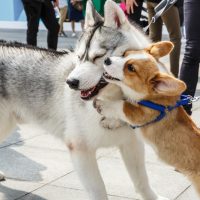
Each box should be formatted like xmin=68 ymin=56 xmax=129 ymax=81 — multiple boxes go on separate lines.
xmin=130 ymin=95 xmax=192 ymax=129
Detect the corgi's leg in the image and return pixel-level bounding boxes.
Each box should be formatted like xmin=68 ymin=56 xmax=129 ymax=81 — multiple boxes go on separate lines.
xmin=120 ymin=134 xmax=169 ymax=200
xmin=69 ymin=148 xmax=107 ymax=200
xmin=190 ymin=175 xmax=200 ymax=195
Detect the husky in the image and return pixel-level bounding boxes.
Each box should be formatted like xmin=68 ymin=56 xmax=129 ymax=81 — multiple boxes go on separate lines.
xmin=0 ymin=0 xmax=168 ymax=200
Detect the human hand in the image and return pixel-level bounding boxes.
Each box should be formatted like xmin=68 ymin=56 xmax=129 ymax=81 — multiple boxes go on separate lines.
xmin=126 ymin=0 xmax=138 ymax=14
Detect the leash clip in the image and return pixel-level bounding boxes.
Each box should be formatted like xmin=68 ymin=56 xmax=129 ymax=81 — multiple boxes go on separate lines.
xmin=190 ymin=96 xmax=200 ymax=103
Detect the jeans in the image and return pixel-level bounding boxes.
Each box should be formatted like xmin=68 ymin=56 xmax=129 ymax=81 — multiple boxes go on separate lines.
xmin=180 ymin=0 xmax=200 ymax=115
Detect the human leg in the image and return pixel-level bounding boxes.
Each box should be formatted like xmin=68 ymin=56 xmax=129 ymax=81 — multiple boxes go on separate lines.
xmin=59 ymin=6 xmax=67 ymax=34
xmin=180 ymin=0 xmax=200 ymax=115
xmin=71 ymin=21 xmax=76 ymax=37
xmin=161 ymin=5 xmax=181 ymax=77
xmin=146 ymin=2 xmax=162 ymax=42
xmin=81 ymin=20 xmax=84 ymax=30
xmin=40 ymin=0 xmax=60 ymax=50
xmin=21 ymin=0 xmax=41 ymax=46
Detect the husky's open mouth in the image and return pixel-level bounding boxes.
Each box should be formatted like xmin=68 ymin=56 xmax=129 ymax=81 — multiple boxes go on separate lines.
xmin=80 ymin=77 xmax=108 ymax=100
xmin=103 ymin=72 xmax=120 ymax=81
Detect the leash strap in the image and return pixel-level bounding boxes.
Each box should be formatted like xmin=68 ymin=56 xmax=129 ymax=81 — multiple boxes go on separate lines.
xmin=130 ymin=95 xmax=191 ymax=129
xmin=144 ymin=0 xmax=178 ymax=33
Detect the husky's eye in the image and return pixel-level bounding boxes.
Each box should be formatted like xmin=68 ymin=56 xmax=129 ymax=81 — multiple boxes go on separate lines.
xmin=127 ymin=64 xmax=135 ymax=72
xmin=92 ymin=53 xmax=106 ymax=62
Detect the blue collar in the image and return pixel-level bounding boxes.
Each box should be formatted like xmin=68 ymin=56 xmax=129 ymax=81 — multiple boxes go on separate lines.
xmin=130 ymin=95 xmax=192 ymax=129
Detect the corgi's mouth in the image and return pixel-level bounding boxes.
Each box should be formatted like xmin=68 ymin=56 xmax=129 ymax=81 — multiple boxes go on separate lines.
xmin=103 ymin=72 xmax=120 ymax=81
xmin=80 ymin=77 xmax=108 ymax=100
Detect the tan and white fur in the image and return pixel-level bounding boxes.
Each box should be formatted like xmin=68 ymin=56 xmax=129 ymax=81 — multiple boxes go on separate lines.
xmin=94 ymin=41 xmax=200 ymax=196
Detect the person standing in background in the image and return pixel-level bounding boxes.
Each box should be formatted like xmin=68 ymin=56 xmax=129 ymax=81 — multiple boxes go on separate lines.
xmin=177 ymin=0 xmax=184 ymax=37
xmin=82 ymin=0 xmax=144 ymax=27
xmin=82 ymin=0 xmax=106 ymax=16
xmin=125 ymin=0 xmax=144 ymax=27
xmin=180 ymin=0 xmax=200 ymax=115
xmin=58 ymin=0 xmax=68 ymax=37
xmin=146 ymin=0 xmax=181 ymax=77
xmin=68 ymin=0 xmax=84 ymax=37
xmin=22 ymin=0 xmax=60 ymax=50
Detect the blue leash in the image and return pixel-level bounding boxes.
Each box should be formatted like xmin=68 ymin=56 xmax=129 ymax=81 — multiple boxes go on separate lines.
xmin=130 ymin=95 xmax=194 ymax=129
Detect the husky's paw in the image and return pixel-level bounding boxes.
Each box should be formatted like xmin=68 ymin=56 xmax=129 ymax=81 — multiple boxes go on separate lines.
xmin=93 ymin=99 xmax=111 ymax=117
xmin=0 ymin=172 xmax=5 ymax=182
xmin=100 ymin=117 xmax=126 ymax=129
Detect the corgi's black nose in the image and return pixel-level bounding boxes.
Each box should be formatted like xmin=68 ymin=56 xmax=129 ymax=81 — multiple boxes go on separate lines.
xmin=66 ymin=79 xmax=79 ymax=90
xmin=104 ymin=57 xmax=112 ymax=66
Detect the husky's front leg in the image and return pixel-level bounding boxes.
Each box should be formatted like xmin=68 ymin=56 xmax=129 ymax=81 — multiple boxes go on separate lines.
xmin=70 ymin=149 xmax=107 ymax=200
xmin=0 ymin=113 xmax=17 ymax=181
xmin=120 ymin=134 xmax=169 ymax=200
xmin=94 ymin=99 xmax=127 ymax=122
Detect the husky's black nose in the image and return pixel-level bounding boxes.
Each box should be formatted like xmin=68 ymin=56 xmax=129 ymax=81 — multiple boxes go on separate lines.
xmin=66 ymin=79 xmax=79 ymax=90
xmin=104 ymin=57 xmax=112 ymax=66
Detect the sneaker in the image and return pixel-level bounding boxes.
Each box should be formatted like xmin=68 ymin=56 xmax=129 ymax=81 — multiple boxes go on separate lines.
xmin=72 ymin=32 xmax=76 ymax=37
xmin=62 ymin=31 xmax=68 ymax=37
xmin=59 ymin=31 xmax=68 ymax=37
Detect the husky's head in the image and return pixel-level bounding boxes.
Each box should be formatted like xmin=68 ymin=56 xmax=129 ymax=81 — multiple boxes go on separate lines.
xmin=67 ymin=0 xmax=150 ymax=100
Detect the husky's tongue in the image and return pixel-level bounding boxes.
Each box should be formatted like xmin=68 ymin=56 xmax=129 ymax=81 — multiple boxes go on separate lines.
xmin=80 ymin=86 xmax=96 ymax=99
xmin=80 ymin=77 xmax=108 ymax=100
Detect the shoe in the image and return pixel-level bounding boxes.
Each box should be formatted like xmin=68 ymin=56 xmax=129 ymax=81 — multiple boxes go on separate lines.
xmin=61 ymin=31 xmax=68 ymax=37
xmin=59 ymin=31 xmax=68 ymax=37
xmin=72 ymin=32 xmax=76 ymax=37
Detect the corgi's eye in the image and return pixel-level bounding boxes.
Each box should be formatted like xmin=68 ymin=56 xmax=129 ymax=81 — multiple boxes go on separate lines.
xmin=127 ymin=64 xmax=135 ymax=72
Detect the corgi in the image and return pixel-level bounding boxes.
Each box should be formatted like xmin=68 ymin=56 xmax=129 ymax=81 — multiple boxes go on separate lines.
xmin=94 ymin=41 xmax=200 ymax=195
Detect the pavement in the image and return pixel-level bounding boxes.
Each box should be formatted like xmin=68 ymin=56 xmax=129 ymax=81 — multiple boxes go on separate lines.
xmin=0 ymin=28 xmax=200 ymax=200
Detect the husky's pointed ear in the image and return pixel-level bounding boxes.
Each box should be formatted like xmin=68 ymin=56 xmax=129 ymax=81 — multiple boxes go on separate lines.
xmin=151 ymin=73 xmax=186 ymax=96
xmin=84 ymin=0 xmax=103 ymax=29
xmin=145 ymin=41 xmax=174 ymax=59
xmin=104 ymin=0 xmax=129 ymax=29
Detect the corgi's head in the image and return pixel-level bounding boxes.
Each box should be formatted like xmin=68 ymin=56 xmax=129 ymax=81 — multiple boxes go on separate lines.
xmin=103 ymin=41 xmax=186 ymax=101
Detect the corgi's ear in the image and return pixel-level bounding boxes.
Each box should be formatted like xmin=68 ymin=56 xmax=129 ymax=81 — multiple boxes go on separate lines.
xmin=124 ymin=50 xmax=138 ymax=57
xmin=104 ymin=0 xmax=130 ymax=30
xmin=84 ymin=0 xmax=103 ymax=29
xmin=145 ymin=41 xmax=174 ymax=59
xmin=151 ymin=73 xmax=186 ymax=96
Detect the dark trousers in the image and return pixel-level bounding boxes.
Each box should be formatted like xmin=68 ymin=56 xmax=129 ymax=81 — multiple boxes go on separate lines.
xmin=180 ymin=0 xmax=200 ymax=115
xmin=22 ymin=0 xmax=59 ymax=50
